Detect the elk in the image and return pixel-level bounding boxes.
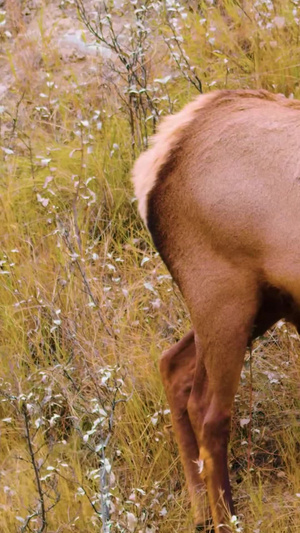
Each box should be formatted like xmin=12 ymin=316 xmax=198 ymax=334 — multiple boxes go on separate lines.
xmin=132 ymin=89 xmax=300 ymax=532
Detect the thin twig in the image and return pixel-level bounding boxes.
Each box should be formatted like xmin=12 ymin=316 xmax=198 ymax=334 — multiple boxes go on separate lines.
xmin=22 ymin=403 xmax=47 ymax=532
xmin=247 ymin=345 xmax=253 ymax=472
xmin=58 ymin=218 xmax=115 ymax=338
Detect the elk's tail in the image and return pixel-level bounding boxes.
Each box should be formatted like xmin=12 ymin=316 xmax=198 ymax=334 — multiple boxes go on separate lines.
xmin=132 ymin=92 xmax=218 ymax=225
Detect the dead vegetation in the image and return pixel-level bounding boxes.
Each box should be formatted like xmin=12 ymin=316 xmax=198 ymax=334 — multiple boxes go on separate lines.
xmin=0 ymin=1 xmax=299 ymax=531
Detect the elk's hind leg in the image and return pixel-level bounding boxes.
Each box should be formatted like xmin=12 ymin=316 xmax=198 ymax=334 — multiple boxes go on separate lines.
xmin=185 ymin=271 xmax=259 ymax=532
xmin=160 ymin=330 xmax=211 ymax=528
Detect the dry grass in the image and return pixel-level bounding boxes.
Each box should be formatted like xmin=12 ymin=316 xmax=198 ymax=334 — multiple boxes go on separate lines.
xmin=0 ymin=1 xmax=299 ymax=532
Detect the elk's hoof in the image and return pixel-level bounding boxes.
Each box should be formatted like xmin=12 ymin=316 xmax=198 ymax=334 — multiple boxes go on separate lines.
xmin=195 ymin=518 xmax=214 ymax=532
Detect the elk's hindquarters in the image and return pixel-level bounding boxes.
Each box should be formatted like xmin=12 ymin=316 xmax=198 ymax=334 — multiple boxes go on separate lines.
xmin=133 ymin=89 xmax=300 ymax=530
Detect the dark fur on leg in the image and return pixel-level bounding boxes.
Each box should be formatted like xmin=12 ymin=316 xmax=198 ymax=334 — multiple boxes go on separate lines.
xmin=195 ymin=518 xmax=214 ymax=532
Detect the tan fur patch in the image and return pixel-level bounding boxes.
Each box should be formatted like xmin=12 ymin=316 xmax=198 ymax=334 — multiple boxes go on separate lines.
xmin=132 ymin=92 xmax=219 ymax=223
xmin=131 ymin=89 xmax=286 ymax=224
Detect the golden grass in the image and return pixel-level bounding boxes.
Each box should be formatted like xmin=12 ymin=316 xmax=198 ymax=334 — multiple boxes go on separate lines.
xmin=0 ymin=1 xmax=299 ymax=531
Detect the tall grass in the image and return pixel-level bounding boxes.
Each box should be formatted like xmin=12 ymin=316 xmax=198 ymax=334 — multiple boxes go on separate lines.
xmin=0 ymin=1 xmax=299 ymax=531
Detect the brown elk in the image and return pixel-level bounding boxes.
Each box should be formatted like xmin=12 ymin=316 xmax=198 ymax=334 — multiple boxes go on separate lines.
xmin=132 ymin=89 xmax=300 ymax=532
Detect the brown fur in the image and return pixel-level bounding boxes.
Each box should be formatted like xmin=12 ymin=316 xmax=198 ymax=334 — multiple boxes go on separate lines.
xmin=132 ymin=90 xmax=300 ymax=531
